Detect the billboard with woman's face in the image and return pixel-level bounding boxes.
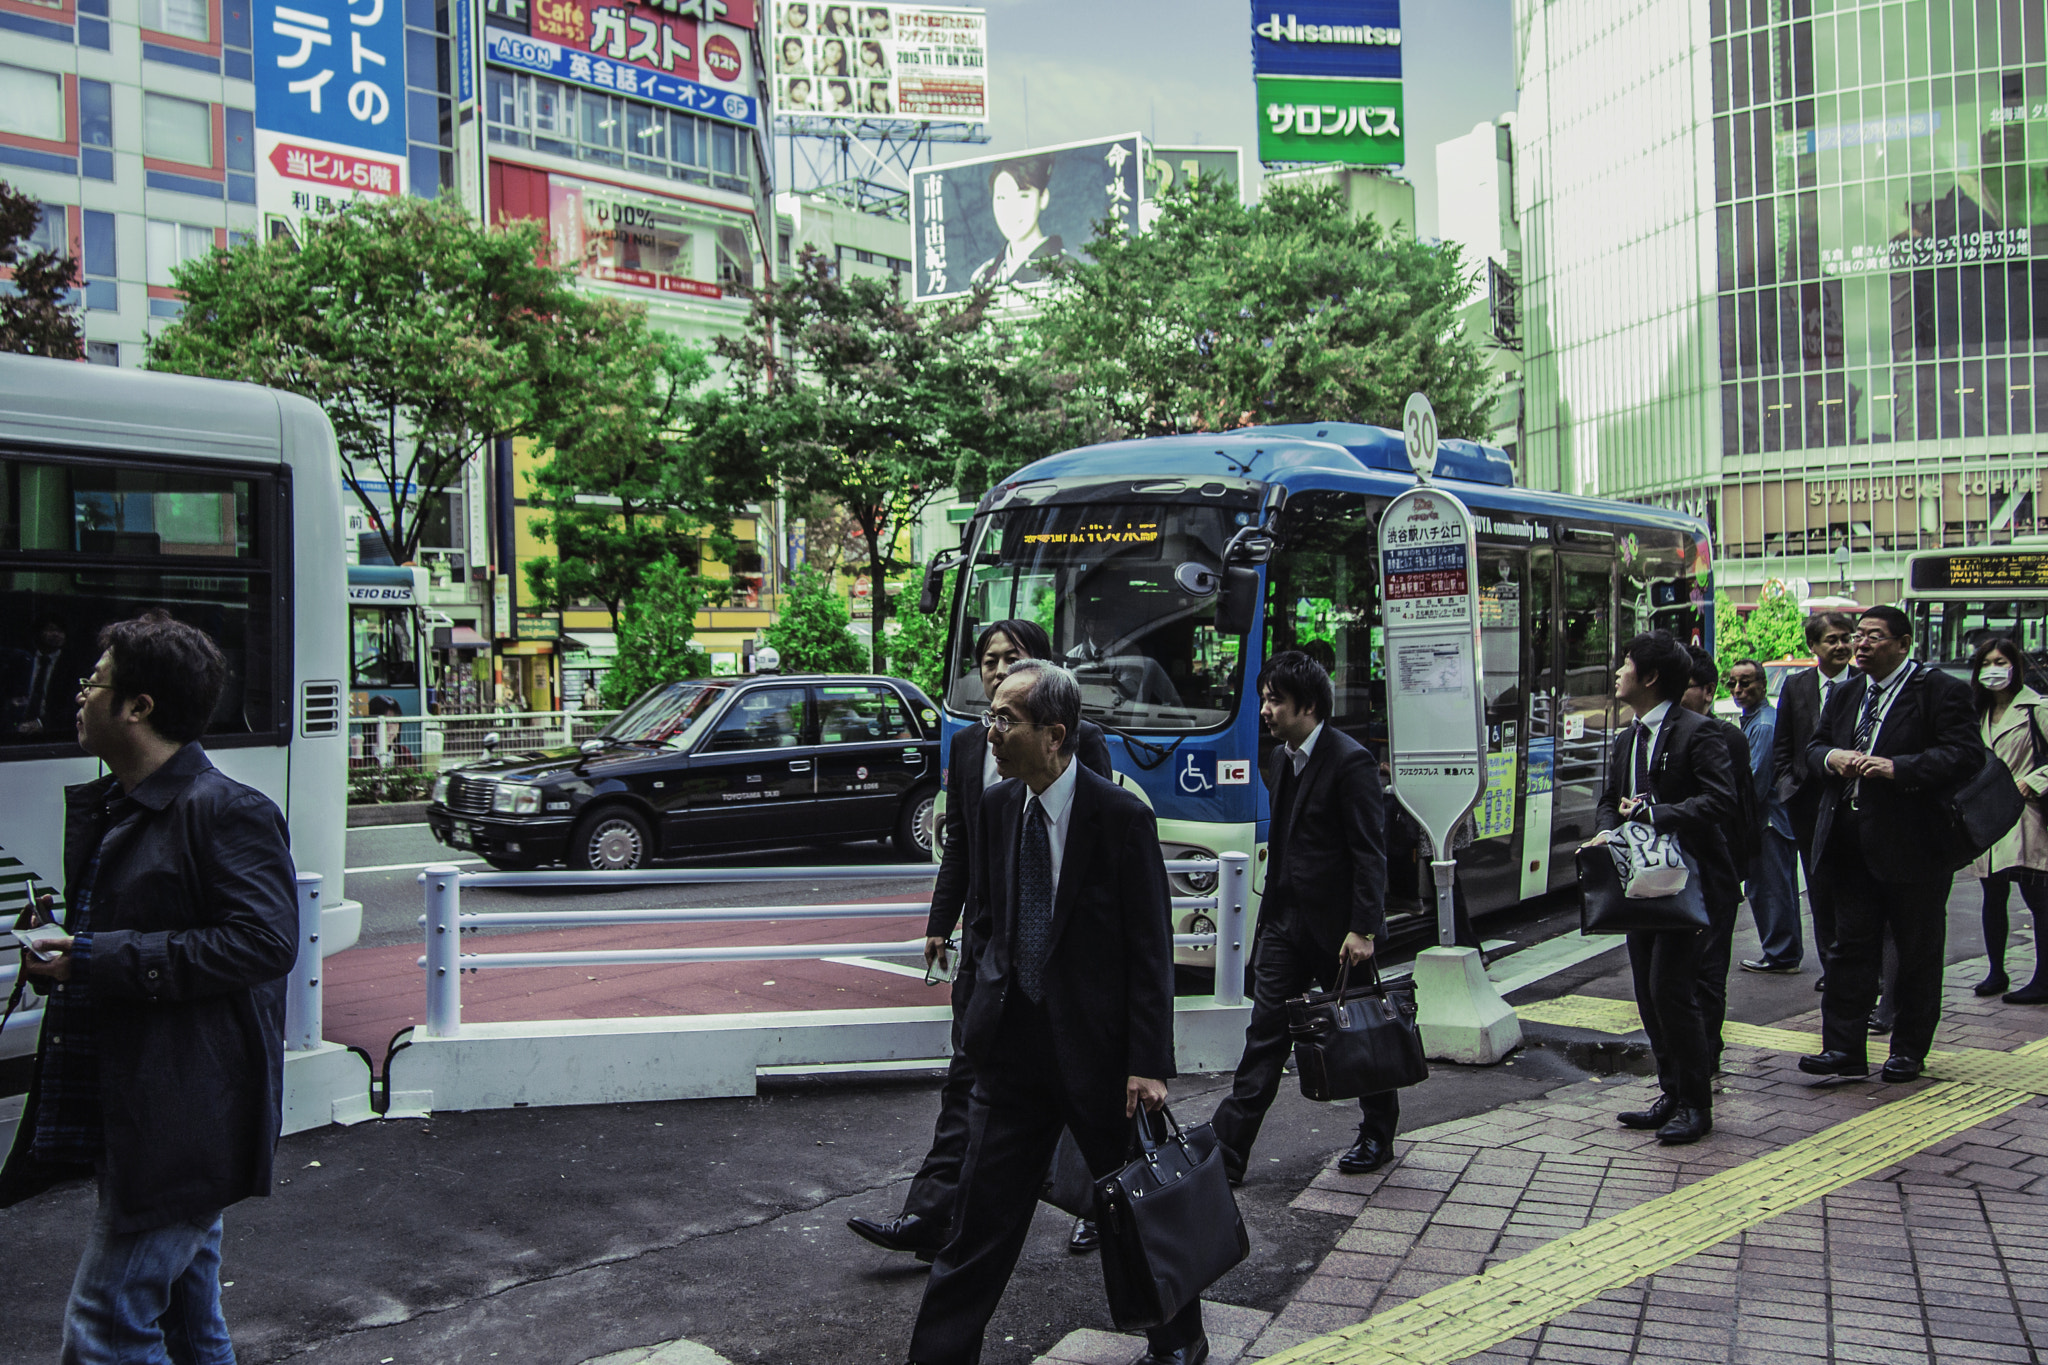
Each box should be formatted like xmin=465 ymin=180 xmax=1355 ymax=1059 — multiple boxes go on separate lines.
xmin=773 ymin=1 xmax=985 ymax=124
xmin=909 ymin=134 xmax=1144 ymax=302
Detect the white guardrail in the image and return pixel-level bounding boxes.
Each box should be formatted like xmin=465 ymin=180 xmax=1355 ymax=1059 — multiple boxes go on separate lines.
xmin=383 ymin=854 xmax=1256 ymax=1115
xmin=348 ymin=710 xmax=622 ymax=773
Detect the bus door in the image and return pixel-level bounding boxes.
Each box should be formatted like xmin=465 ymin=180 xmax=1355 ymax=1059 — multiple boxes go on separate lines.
xmin=1466 ymin=546 xmax=1530 ymax=911
xmin=1524 ymin=548 xmax=1556 ymax=900
xmin=1547 ymin=553 xmax=1617 ymax=890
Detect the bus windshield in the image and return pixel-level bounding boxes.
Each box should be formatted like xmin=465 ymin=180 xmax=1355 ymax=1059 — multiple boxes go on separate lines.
xmin=604 ymin=682 xmax=720 ymax=745
xmin=1913 ymin=599 xmax=2048 ymax=669
xmin=950 ymin=501 xmax=1248 ymax=731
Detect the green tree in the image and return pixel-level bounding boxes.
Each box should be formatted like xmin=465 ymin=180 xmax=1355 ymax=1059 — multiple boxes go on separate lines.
xmin=717 ymin=247 xmax=1092 ymax=671
xmin=523 ymin=340 xmax=773 ymax=631
xmin=886 ymin=568 xmax=952 ymax=701
xmin=149 ymin=195 xmax=608 ymax=565
xmin=599 ymin=555 xmax=709 ymax=708
xmin=1032 ymin=178 xmax=1496 ymax=438
xmin=766 ymin=564 xmax=866 ymax=673
xmin=1744 ymin=581 xmax=1810 ymax=663
xmin=0 ymin=182 xmax=82 ymax=360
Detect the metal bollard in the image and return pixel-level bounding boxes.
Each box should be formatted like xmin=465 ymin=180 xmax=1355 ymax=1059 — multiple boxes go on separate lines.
xmin=284 ymin=871 xmax=323 ymax=1051
xmin=423 ymin=864 xmax=463 ymax=1038
xmin=1214 ymin=850 xmax=1250 ymax=1007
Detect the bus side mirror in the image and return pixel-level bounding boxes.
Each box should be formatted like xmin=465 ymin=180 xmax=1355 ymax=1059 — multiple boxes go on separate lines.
xmin=918 ymin=548 xmax=966 ymax=614
xmin=1215 ymin=566 xmax=1259 ymax=637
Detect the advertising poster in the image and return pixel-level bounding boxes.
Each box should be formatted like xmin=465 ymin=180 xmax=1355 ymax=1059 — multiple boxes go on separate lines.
xmin=484 ymin=0 xmax=760 ymax=128
xmin=772 ymin=3 xmax=986 ymax=122
xmin=1256 ymin=73 xmax=1404 ymax=165
xmin=547 ymin=174 xmax=755 ymax=297
xmin=1251 ymin=0 xmax=1402 ymax=80
xmin=1146 ymin=146 xmax=1242 ymax=197
xmin=909 ymin=133 xmax=1142 ymax=302
xmin=254 ymin=0 xmax=409 ymax=243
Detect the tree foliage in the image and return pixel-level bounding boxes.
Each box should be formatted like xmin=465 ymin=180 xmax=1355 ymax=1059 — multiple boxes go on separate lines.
xmin=599 ymin=554 xmax=709 ymax=708
xmin=1712 ymin=580 xmax=1809 ymax=697
xmin=765 ymin=564 xmax=866 ymax=674
xmin=716 ymin=247 xmax=1096 ymax=671
xmin=523 ymin=339 xmax=773 ymax=632
xmin=0 ymin=181 xmax=82 ymax=360
xmin=148 ymin=195 xmax=611 ymax=565
xmin=886 ymin=569 xmax=953 ymax=704
xmin=1032 ymin=178 xmax=1496 ymax=438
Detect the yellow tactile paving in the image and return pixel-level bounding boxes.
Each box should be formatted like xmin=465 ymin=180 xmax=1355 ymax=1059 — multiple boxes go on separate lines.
xmin=1259 ymin=1078 xmax=2034 ymax=1365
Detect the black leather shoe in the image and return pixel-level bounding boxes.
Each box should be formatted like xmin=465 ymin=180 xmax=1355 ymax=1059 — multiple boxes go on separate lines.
xmin=1655 ymin=1105 xmax=1712 ymax=1145
xmin=1337 ymin=1137 xmax=1390 ymax=1175
xmin=848 ymin=1213 xmax=949 ymax=1258
xmin=1130 ymin=1334 xmax=1209 ymax=1365
xmin=1068 ymin=1216 xmax=1100 ymax=1253
xmin=1617 ymin=1094 xmax=1676 ymax=1130
xmin=1881 ymin=1054 xmax=1924 ymax=1083
xmin=1797 ymin=1050 xmax=1870 ymax=1078
xmin=1814 ymin=976 xmax=1826 ymax=992
xmin=1868 ymin=1012 xmax=1894 ymax=1035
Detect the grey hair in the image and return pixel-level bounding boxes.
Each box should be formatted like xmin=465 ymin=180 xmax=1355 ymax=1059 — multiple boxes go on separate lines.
xmin=1004 ymin=658 xmax=1081 ymax=756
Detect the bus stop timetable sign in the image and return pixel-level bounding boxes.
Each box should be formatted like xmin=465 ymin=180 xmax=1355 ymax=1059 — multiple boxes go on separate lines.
xmin=1379 ymin=484 xmax=1486 ymax=859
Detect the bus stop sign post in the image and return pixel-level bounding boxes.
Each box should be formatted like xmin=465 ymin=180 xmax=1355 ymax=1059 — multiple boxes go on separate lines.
xmin=1381 ymin=393 xmax=1522 ymax=1066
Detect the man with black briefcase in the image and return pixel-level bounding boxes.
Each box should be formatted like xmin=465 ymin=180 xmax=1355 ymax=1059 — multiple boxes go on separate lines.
xmin=1210 ymin=651 xmax=1399 ymax=1183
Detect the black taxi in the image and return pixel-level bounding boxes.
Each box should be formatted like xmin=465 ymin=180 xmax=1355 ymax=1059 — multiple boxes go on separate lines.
xmin=427 ymin=674 xmax=943 ymax=870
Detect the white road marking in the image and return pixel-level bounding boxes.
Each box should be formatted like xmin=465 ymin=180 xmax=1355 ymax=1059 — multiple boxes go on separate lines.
xmin=1488 ymin=931 xmax=1627 ymax=995
xmin=821 ymin=954 xmax=933 ymax=981
xmin=347 ymin=822 xmax=433 ymax=833
xmin=345 ymin=858 xmax=486 ymax=875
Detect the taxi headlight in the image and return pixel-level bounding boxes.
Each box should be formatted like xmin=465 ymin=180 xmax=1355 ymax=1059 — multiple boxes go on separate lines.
xmin=431 ymin=774 xmax=451 ymax=806
xmin=492 ymin=783 xmax=541 ymax=815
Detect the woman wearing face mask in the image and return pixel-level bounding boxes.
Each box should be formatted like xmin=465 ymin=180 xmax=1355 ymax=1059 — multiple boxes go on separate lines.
xmin=1968 ymin=638 xmax=2048 ymax=1002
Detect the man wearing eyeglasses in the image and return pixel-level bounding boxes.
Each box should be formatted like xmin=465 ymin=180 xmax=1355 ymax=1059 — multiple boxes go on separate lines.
xmin=906 ymin=659 xmax=1203 ymax=1365
xmin=1799 ymin=606 xmax=1980 ymax=1084
xmin=1770 ymin=611 xmax=1856 ymax=987
xmin=0 ymin=610 xmax=297 ymax=1363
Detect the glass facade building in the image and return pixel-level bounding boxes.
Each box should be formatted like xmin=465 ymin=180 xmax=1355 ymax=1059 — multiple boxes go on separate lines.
xmin=1515 ymin=0 xmax=2048 ymax=602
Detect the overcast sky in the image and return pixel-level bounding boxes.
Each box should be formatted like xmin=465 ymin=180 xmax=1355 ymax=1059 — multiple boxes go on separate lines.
xmin=907 ymin=0 xmax=1519 ymax=240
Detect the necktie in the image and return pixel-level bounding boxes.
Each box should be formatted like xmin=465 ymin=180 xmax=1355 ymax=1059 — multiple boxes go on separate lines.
xmin=1853 ymin=678 xmax=1885 ymax=754
xmin=1015 ymin=800 xmax=1053 ymax=1002
xmin=26 ymin=653 xmax=52 ymax=718
xmin=1632 ymin=720 xmax=1653 ymax=797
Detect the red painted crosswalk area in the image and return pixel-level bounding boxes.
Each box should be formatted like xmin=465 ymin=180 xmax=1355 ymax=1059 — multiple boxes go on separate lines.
xmin=320 ymin=914 xmax=946 ymax=1057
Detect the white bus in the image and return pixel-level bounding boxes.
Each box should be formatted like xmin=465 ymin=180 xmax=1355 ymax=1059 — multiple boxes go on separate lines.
xmin=1903 ymin=539 xmax=2048 ymax=681
xmin=0 ymin=356 xmax=360 ymax=1056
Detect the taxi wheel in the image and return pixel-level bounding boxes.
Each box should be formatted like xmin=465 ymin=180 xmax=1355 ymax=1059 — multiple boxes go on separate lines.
xmin=571 ymin=807 xmax=652 ymax=872
xmin=895 ymin=783 xmax=939 ymax=859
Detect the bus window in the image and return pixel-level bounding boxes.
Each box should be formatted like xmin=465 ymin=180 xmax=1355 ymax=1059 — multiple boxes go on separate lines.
xmin=1 ymin=456 xmax=274 ymax=749
xmin=1263 ymin=490 xmax=1385 ymax=748
xmin=1552 ymin=555 xmax=1615 ymax=852
xmin=1618 ymin=528 xmax=1710 ymax=648
xmin=1916 ymin=599 xmax=2048 ymax=666
xmin=350 ymin=605 xmax=421 ymax=692
xmin=949 ymin=500 xmax=1251 ymax=731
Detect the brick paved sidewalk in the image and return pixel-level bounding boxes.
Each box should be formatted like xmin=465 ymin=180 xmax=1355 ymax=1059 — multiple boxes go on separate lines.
xmin=1038 ymin=953 xmax=2048 ymax=1365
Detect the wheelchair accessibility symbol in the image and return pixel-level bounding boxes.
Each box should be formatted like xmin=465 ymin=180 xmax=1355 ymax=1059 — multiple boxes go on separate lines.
xmin=1178 ymin=752 xmax=1214 ymax=795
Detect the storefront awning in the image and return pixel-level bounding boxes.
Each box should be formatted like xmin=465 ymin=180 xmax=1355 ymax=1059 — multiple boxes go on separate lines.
xmin=562 ymin=630 xmax=619 ymax=657
xmin=440 ymin=625 xmax=489 ymax=651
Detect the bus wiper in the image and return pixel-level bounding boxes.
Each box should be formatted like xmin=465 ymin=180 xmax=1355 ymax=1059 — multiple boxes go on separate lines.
xmin=1092 ymin=720 xmax=1188 ymax=771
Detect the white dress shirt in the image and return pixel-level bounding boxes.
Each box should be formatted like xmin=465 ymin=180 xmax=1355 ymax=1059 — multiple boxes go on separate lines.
xmin=1023 ymin=754 xmax=1081 ymax=895
xmin=1284 ymin=721 xmax=1325 ymax=776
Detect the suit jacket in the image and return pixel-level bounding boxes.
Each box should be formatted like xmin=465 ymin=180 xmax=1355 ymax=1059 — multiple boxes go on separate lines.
xmin=1596 ymin=705 xmax=1741 ymax=909
xmin=963 ymin=764 xmax=1176 ymax=1118
xmin=1711 ymin=714 xmax=1760 ymax=866
xmin=1261 ymin=726 xmax=1388 ymax=964
xmin=1804 ymin=662 xmax=1982 ymax=882
xmin=926 ymin=719 xmax=1111 ymax=944
xmin=1770 ymin=666 xmax=1848 ymax=838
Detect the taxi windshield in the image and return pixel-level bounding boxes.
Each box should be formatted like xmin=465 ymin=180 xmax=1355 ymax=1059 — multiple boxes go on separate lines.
xmin=603 ymin=682 xmax=721 ymax=745
xmin=948 ymin=501 xmax=1249 ymax=732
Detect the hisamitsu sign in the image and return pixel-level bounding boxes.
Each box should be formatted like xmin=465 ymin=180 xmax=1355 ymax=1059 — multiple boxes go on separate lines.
xmin=1251 ymin=0 xmax=1402 ymax=80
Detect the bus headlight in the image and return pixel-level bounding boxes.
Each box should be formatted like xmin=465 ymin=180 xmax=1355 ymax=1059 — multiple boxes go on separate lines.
xmin=431 ymin=774 xmax=451 ymax=806
xmin=492 ymin=783 xmax=541 ymax=815
xmin=1186 ymin=913 xmax=1216 ymax=951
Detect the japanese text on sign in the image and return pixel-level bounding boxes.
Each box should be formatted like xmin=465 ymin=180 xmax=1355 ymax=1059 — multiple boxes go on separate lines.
xmin=257 ymin=0 xmax=407 ymax=157
xmin=268 ymin=141 xmax=400 ymax=194
xmin=487 ymin=28 xmax=758 ymax=124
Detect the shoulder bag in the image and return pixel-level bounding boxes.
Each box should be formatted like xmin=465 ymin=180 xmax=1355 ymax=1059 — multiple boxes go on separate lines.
xmin=1284 ymin=959 xmax=1428 ymax=1101
xmin=1094 ymin=1106 xmax=1250 ymax=1331
xmin=1577 ymin=832 xmax=1711 ymax=933
xmin=1940 ymin=747 xmax=2025 ymax=872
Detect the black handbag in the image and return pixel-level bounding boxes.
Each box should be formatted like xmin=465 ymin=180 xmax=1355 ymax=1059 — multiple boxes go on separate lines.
xmin=1576 ymin=839 xmax=1711 ymax=934
xmin=1094 ymin=1106 xmax=1249 ymax=1331
xmin=1940 ymin=749 xmax=2026 ymax=871
xmin=1284 ymin=960 xmax=1428 ymax=1102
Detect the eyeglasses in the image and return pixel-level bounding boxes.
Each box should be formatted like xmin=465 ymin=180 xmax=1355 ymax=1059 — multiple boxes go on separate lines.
xmin=77 ymin=677 xmax=113 ymax=692
xmin=1850 ymin=630 xmax=1896 ymax=644
xmin=979 ymin=711 xmax=1043 ymax=734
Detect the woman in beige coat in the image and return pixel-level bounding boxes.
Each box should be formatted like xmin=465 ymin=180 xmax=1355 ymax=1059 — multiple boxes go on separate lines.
xmin=1969 ymin=637 xmax=2048 ymax=1003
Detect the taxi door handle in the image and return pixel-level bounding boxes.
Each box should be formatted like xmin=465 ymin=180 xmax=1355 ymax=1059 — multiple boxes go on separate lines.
xmin=787 ymin=760 xmax=811 ymax=771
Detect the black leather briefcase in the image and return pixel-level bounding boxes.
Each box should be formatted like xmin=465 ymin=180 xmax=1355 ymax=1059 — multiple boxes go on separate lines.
xmin=1285 ymin=960 xmax=1429 ymax=1101
xmin=1575 ymin=841 xmax=1712 ymax=935
xmin=1094 ymin=1107 xmax=1249 ymax=1331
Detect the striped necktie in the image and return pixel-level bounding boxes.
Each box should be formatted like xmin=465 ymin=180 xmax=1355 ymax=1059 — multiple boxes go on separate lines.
xmin=1015 ymin=800 xmax=1053 ymax=1002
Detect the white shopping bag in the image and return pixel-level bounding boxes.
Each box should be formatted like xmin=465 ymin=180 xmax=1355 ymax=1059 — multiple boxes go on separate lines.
xmin=1607 ymin=822 xmax=1692 ymax=900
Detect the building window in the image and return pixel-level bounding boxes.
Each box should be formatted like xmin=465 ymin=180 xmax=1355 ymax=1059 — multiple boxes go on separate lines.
xmin=26 ymin=203 xmax=65 ymax=257
xmin=143 ymin=94 xmax=213 ymax=166
xmin=0 ymin=64 xmax=64 ymax=142
xmin=146 ymin=220 xmax=216 ymax=287
xmin=484 ymin=70 xmax=752 ymax=193
xmin=87 ymin=341 xmax=119 ymax=366
xmin=144 ymin=0 xmax=210 ymax=40
xmin=81 ymin=210 xmax=116 ymax=311
xmin=79 ymin=80 xmax=113 ymax=149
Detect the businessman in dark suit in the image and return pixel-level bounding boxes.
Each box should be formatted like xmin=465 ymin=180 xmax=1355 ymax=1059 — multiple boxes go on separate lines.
xmin=1679 ymin=645 xmax=1754 ymax=1078
xmin=4 ymin=616 xmax=78 ymax=737
xmin=1211 ymin=650 xmax=1393 ymax=1181
xmin=1594 ymin=631 xmax=1739 ymax=1146
xmin=906 ymin=659 xmax=1202 ymax=1365
xmin=851 ymin=619 xmax=1112 ymax=1260
xmin=1769 ymin=612 xmax=1856 ymax=983
xmin=1799 ymin=606 xmax=1982 ymax=1083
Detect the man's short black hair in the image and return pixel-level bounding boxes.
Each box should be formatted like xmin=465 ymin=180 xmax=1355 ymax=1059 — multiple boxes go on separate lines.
xmin=1730 ymin=657 xmax=1764 ymax=678
xmin=1258 ymin=649 xmax=1333 ymax=721
xmin=1684 ymin=644 xmax=1718 ymax=691
xmin=974 ymin=618 xmax=1052 ymax=664
xmin=1623 ymin=630 xmax=1692 ymax=704
xmin=97 ymin=610 xmax=226 ymax=744
xmin=1805 ymin=611 xmax=1854 ymax=647
xmin=1859 ymin=604 xmax=1912 ymax=642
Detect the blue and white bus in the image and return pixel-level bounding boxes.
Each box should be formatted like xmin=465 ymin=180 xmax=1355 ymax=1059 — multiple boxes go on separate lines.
xmin=0 ymin=356 xmax=361 ymax=1053
xmin=925 ymin=422 xmax=1713 ymax=951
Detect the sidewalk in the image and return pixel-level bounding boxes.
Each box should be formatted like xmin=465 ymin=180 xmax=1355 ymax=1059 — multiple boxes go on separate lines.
xmin=1036 ymin=937 xmax=2048 ymax=1365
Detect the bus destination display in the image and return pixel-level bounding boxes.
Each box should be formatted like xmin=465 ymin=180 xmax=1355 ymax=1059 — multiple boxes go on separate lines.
xmin=1911 ymin=553 xmax=2048 ymax=592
